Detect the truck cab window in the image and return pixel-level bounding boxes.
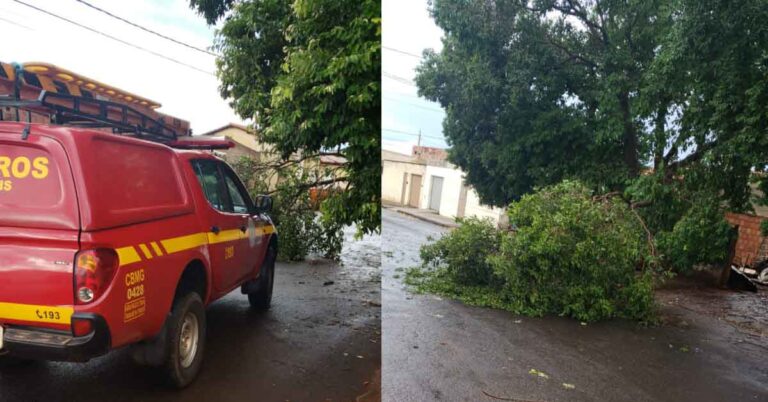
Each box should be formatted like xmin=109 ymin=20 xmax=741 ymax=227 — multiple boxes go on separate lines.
xmin=222 ymin=165 xmax=253 ymax=214
xmin=192 ymin=160 xmax=229 ymax=212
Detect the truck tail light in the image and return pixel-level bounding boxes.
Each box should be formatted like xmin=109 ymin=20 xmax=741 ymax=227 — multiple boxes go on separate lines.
xmin=74 ymin=249 xmax=118 ymax=305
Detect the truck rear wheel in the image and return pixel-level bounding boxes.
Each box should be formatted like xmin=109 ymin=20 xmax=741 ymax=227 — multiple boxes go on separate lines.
xmin=163 ymin=292 xmax=206 ymax=388
xmin=248 ymin=244 xmax=276 ymax=310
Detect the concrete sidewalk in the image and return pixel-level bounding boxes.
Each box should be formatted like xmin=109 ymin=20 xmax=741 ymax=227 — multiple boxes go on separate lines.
xmin=382 ymin=202 xmax=458 ymax=228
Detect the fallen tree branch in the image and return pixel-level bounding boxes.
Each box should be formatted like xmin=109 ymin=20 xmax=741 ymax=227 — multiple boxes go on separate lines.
xmin=594 ymin=192 xmax=658 ymax=263
xmin=629 ymin=206 xmax=658 ymax=262
xmin=481 ymin=390 xmax=547 ymax=402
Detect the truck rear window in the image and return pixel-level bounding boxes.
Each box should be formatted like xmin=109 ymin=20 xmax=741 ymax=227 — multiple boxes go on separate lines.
xmin=0 ymin=135 xmax=79 ymax=230
xmin=0 ymin=147 xmax=58 ymax=206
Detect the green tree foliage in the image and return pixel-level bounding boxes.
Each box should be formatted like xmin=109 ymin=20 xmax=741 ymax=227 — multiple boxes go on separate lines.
xmin=231 ymin=155 xmax=343 ymax=261
xmin=416 ymin=0 xmax=768 ymax=271
xmin=190 ymin=0 xmax=381 ymax=234
xmin=408 ymin=181 xmax=657 ymax=322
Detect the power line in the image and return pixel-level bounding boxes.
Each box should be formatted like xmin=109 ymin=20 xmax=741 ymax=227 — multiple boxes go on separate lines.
xmin=382 ymin=96 xmax=445 ymax=113
xmin=74 ymin=0 xmax=217 ymax=56
xmin=382 ymin=127 xmax=445 ymax=140
xmin=383 ymin=46 xmax=422 ymax=59
xmin=383 ymin=72 xmax=416 ymax=87
xmin=383 ymin=96 xmax=443 ymax=114
xmin=0 ymin=15 xmax=33 ymax=30
xmin=382 ymin=133 xmax=445 ymax=147
xmin=12 ymin=0 xmax=215 ymax=76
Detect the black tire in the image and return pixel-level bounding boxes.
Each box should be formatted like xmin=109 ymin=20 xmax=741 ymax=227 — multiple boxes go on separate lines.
xmin=248 ymin=244 xmax=276 ymax=310
xmin=162 ymin=292 xmax=206 ymax=388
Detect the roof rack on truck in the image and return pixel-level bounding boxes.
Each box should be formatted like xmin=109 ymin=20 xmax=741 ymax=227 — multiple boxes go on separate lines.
xmin=0 ymin=61 xmax=232 ymax=150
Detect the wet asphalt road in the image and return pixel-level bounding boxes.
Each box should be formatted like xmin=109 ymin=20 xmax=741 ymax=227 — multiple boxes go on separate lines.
xmin=382 ymin=208 xmax=768 ymax=402
xmin=0 ymin=228 xmax=381 ymax=402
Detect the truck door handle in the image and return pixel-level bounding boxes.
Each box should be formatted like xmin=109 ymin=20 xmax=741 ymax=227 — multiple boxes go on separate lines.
xmin=210 ymin=225 xmax=221 ymax=234
xmin=239 ymin=225 xmax=247 ymax=233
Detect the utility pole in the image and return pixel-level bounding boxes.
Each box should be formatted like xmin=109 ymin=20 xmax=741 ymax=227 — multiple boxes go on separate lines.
xmin=417 ymin=129 xmax=421 ymax=147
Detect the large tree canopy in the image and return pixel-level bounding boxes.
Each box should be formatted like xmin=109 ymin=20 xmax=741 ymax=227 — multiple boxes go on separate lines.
xmin=416 ymin=0 xmax=768 ymax=209
xmin=417 ymin=0 xmax=768 ymax=271
xmin=190 ymin=0 xmax=381 ymax=234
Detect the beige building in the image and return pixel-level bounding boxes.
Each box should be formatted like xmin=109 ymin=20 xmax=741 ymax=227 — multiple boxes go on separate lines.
xmin=198 ymin=123 xmax=275 ymax=162
xmin=382 ymin=147 xmax=507 ymax=227
xmin=199 ymin=123 xmax=347 ymax=194
xmin=382 ymin=150 xmax=427 ymax=207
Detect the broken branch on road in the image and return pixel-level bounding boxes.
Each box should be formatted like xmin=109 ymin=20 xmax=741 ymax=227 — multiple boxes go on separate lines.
xmin=481 ymin=390 xmax=548 ymax=402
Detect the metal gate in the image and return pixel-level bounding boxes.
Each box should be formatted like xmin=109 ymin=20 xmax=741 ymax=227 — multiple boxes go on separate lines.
xmin=409 ymin=174 xmax=422 ymax=207
xmin=428 ymin=176 xmax=443 ymax=212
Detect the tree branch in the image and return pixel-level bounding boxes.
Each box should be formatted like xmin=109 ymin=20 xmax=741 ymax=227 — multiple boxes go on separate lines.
xmin=594 ymin=191 xmax=658 ymax=263
xmin=666 ymin=140 xmax=719 ymax=171
xmin=247 ymin=151 xmax=347 ymax=173
xmin=544 ymin=36 xmax=599 ymax=69
xmin=552 ymin=0 xmax=608 ymax=44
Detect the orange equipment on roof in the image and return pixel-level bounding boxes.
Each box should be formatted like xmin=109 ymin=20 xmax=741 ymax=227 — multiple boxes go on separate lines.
xmin=0 ymin=61 xmax=191 ymax=137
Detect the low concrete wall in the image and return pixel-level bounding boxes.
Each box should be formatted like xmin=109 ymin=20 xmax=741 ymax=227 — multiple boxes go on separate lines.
xmin=725 ymin=212 xmax=767 ymax=266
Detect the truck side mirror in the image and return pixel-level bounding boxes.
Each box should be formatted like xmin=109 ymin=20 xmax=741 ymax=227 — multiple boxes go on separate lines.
xmin=253 ymin=195 xmax=273 ymax=214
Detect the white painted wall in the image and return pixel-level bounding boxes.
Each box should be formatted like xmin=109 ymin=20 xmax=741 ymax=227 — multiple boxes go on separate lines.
xmin=382 ymin=151 xmax=508 ymax=227
xmin=421 ymin=165 xmax=507 ymax=227
xmin=464 ymin=189 xmax=508 ymax=227
xmin=421 ymin=165 xmax=464 ymax=216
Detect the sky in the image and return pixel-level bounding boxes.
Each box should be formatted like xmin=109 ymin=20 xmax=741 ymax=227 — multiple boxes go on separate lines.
xmin=0 ymin=0 xmax=239 ymax=134
xmin=382 ymin=0 xmax=447 ymax=155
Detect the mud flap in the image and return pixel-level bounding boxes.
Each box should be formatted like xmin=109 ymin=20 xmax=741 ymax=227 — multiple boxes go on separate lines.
xmin=130 ymin=314 xmax=170 ymax=366
xmin=240 ymin=276 xmax=262 ymax=294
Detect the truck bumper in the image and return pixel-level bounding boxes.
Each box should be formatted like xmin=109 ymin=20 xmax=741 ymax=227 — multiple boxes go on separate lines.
xmin=2 ymin=313 xmax=110 ymax=362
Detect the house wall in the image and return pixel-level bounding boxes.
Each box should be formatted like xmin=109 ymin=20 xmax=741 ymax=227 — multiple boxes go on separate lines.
xmin=725 ymin=212 xmax=767 ymax=266
xmin=421 ymin=165 xmax=464 ymax=216
xmin=217 ymin=126 xmax=274 ymax=154
xmin=463 ymin=189 xmax=508 ymax=227
xmin=412 ymin=146 xmax=448 ymax=164
xmin=218 ymin=143 xmax=261 ymax=163
xmin=381 ymin=159 xmax=426 ymax=205
xmin=420 ymin=165 xmax=507 ymax=227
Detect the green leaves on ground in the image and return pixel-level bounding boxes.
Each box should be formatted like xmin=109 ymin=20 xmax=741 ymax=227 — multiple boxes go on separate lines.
xmin=420 ymin=217 xmax=503 ymax=286
xmin=408 ymin=181 xmax=657 ymax=323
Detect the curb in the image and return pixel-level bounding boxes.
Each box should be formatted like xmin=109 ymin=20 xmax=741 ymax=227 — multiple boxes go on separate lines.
xmin=391 ymin=208 xmax=458 ymax=229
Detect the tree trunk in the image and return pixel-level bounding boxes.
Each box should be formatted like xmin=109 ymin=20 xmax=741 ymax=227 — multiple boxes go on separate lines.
xmin=653 ymin=104 xmax=666 ymax=170
xmin=718 ymin=226 xmax=739 ymax=288
xmin=619 ymin=91 xmax=640 ymax=177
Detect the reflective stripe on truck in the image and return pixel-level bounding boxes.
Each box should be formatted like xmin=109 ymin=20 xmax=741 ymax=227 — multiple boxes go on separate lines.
xmin=114 ymin=225 xmax=276 ymax=267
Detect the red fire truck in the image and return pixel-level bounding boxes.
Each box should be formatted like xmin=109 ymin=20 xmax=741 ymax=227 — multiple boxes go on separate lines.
xmin=0 ymin=62 xmax=277 ymax=388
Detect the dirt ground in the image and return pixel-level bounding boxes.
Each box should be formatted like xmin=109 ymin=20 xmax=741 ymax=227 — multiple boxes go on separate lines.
xmin=657 ymin=271 xmax=768 ymax=347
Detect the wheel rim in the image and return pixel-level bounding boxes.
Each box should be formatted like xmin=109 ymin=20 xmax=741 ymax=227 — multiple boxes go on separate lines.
xmin=179 ymin=312 xmax=199 ymax=368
